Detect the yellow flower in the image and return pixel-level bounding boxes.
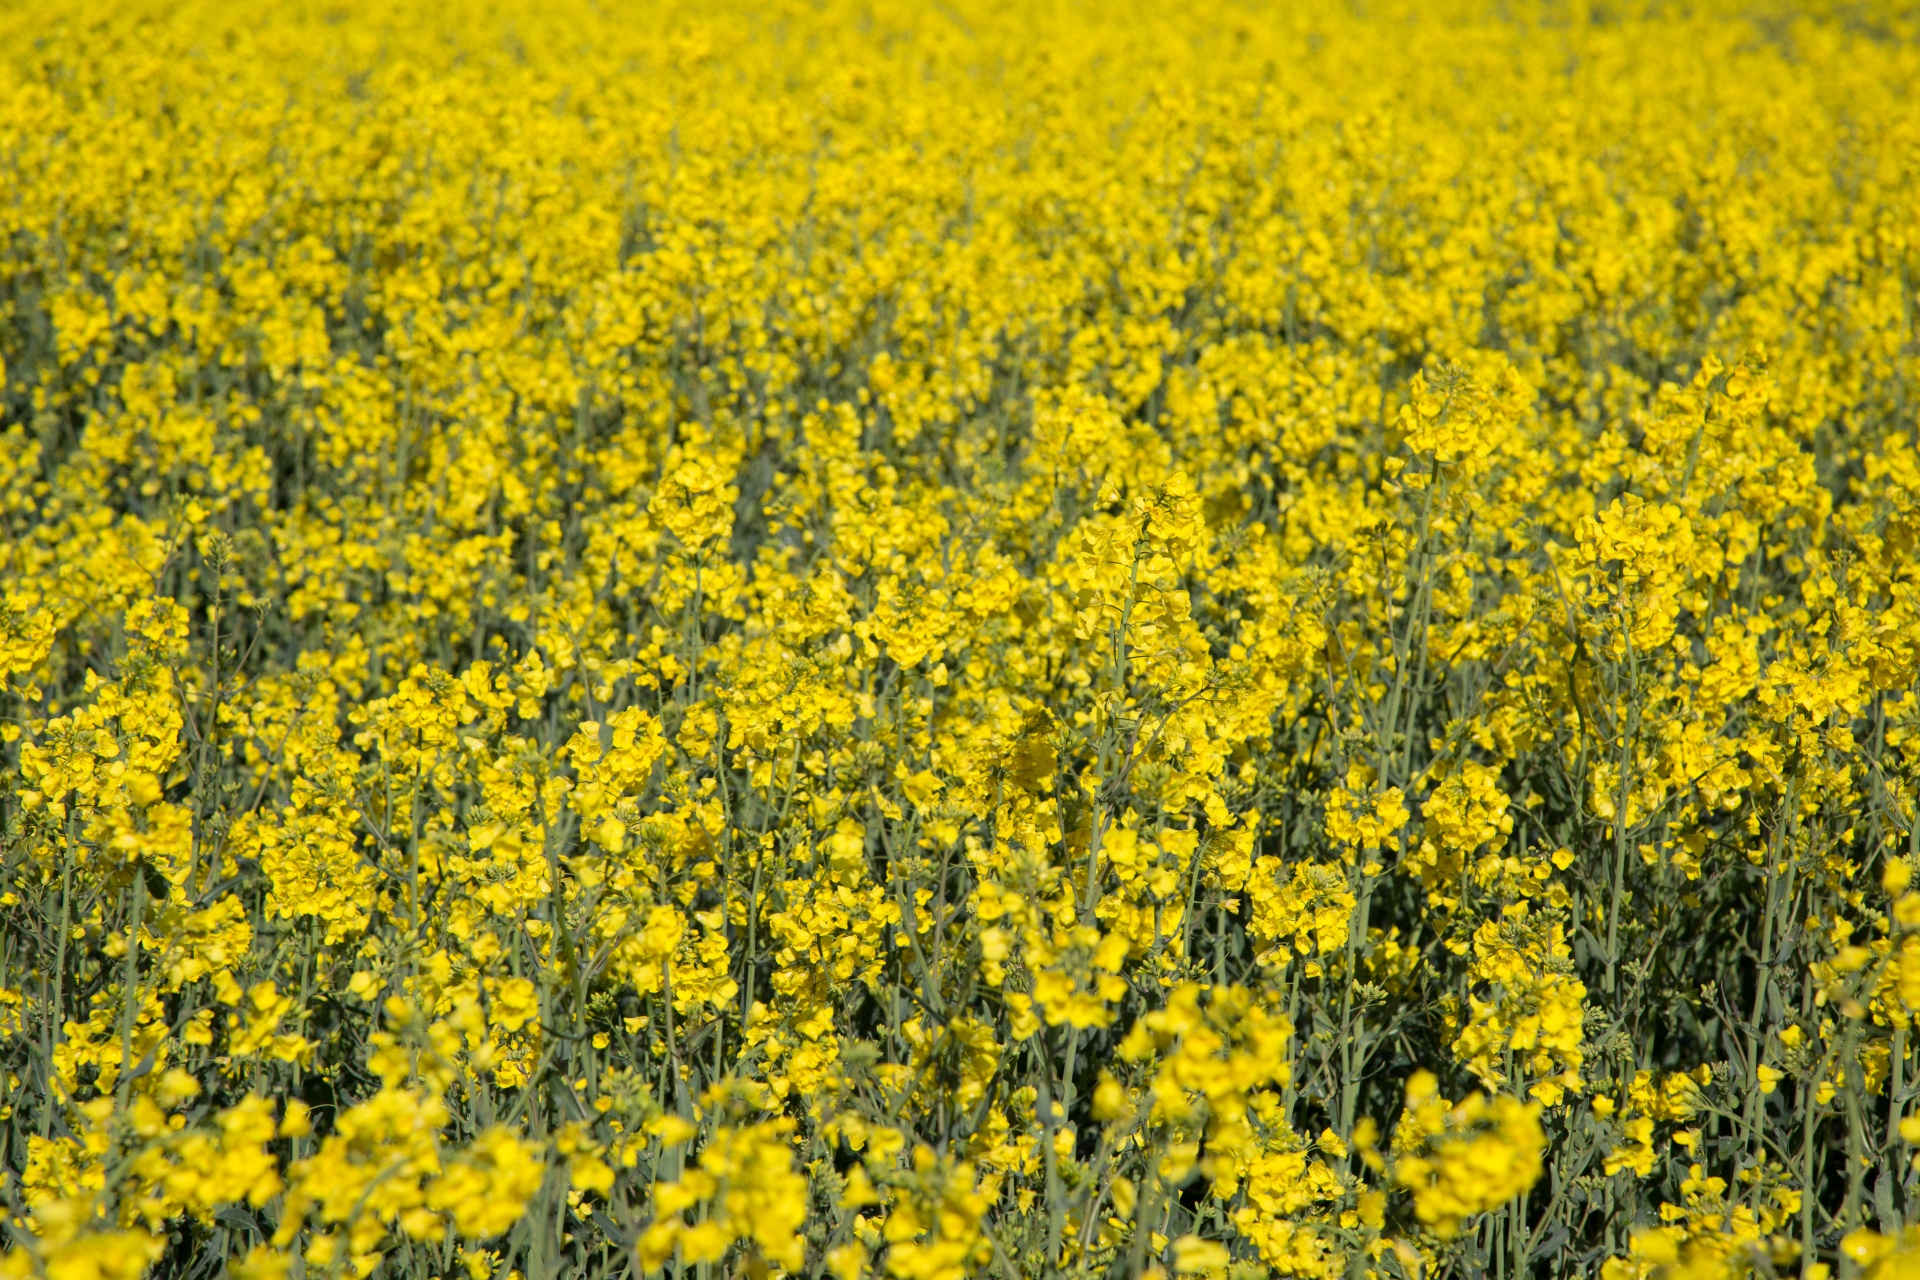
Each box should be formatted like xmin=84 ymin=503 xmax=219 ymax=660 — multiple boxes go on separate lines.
xmin=1392 ymin=1073 xmax=1545 ymax=1239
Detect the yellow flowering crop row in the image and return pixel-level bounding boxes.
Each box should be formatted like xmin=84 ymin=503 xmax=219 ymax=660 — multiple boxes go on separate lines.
xmin=3 ymin=1 xmax=1920 ymax=1278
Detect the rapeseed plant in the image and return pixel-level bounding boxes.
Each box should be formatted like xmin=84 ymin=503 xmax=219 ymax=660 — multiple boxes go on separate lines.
xmin=3 ymin=1 xmax=1920 ymax=1278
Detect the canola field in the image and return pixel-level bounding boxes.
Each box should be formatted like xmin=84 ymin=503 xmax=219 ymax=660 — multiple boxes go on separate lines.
xmin=4 ymin=1 xmax=1920 ymax=1278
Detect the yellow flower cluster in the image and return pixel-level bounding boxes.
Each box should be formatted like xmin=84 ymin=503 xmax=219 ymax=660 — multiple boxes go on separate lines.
xmin=3 ymin=0 xmax=1920 ymax=1278
xmin=1390 ymin=1073 xmax=1546 ymax=1240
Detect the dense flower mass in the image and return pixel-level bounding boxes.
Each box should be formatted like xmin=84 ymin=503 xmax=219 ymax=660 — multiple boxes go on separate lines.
xmin=3 ymin=1 xmax=1920 ymax=1278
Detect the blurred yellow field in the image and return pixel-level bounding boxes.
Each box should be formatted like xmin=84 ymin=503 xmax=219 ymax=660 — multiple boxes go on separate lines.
xmin=3 ymin=2 xmax=1920 ymax=1278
